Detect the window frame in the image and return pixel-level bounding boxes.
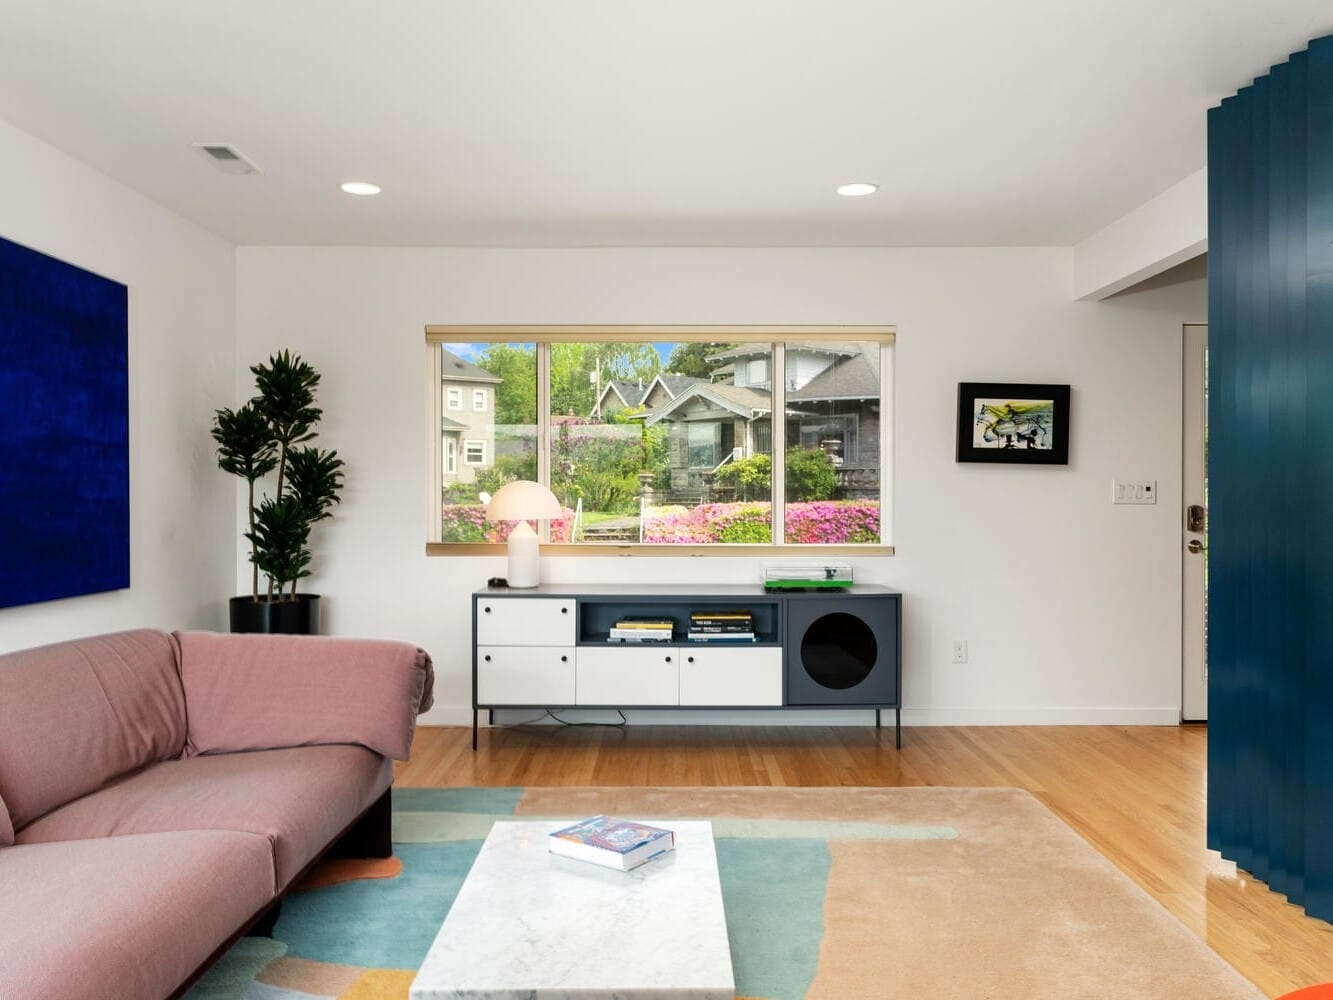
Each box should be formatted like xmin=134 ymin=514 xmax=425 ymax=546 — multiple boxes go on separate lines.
xmin=444 ymin=437 xmax=457 ymax=475
xmin=424 ymin=326 xmax=894 ymax=556
xmin=472 ymin=388 xmax=488 ymax=411
xmin=446 ymin=387 xmax=463 ymax=410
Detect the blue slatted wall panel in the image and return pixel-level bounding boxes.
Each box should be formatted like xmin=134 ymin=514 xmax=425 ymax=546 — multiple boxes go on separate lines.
xmin=1208 ymin=34 xmax=1333 ymax=924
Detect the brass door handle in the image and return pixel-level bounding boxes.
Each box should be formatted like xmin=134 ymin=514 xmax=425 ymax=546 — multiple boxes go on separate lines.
xmin=1187 ymin=539 xmax=1205 ymax=554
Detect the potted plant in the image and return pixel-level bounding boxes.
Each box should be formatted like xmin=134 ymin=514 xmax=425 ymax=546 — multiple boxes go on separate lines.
xmin=212 ymin=350 xmax=345 ymax=633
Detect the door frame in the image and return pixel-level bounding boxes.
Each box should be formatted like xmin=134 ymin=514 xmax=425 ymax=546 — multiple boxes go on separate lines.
xmin=1182 ymin=323 xmax=1207 ymax=721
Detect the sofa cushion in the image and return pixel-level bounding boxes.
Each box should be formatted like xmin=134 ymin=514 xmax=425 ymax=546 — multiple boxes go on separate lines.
xmin=174 ymin=630 xmax=432 ymax=760
xmin=0 ymin=629 xmax=186 ymax=838
xmin=0 ymin=829 xmax=274 ymax=1000
xmin=17 ymin=744 xmax=393 ymax=891
xmin=0 ymin=790 xmax=12 ymax=846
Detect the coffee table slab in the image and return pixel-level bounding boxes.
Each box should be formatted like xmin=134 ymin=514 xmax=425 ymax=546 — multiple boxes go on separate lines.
xmin=410 ymin=819 xmax=735 ymax=1000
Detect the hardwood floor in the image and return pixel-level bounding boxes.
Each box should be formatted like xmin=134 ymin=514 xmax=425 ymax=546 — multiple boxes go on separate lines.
xmin=395 ymin=723 xmax=1333 ymax=998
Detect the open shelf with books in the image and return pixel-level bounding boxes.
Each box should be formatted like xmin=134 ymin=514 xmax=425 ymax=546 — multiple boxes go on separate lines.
xmin=577 ymin=598 xmax=782 ymax=647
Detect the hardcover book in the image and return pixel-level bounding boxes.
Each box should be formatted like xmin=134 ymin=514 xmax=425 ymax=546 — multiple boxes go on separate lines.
xmin=548 ymin=816 xmax=676 ymax=871
xmin=614 ymin=617 xmax=675 ymax=629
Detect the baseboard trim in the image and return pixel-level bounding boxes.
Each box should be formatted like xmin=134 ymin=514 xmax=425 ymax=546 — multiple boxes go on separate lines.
xmin=416 ymin=705 xmax=1183 ymax=728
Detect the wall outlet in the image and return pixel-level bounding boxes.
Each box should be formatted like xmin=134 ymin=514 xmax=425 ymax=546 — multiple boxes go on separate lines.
xmin=952 ymin=640 xmax=968 ymax=664
xmin=1112 ymin=479 xmax=1158 ymax=505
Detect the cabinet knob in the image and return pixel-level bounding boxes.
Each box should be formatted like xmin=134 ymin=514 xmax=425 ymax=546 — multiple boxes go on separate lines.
xmin=665 ymin=655 xmax=672 ymax=663
xmin=560 ymin=655 xmax=568 ymax=663
xmin=687 ymin=656 xmax=695 ymax=663
xmin=561 ymin=607 xmax=569 ymax=614
xmin=483 ymin=606 xmax=491 ymax=614
xmin=483 ymin=654 xmax=491 ymax=662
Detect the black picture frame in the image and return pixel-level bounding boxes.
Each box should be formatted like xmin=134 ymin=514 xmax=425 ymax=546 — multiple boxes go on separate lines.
xmin=956 ymin=382 xmax=1071 ymax=465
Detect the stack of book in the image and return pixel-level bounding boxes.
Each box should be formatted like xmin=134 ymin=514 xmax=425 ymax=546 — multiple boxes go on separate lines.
xmin=687 ymin=609 xmax=756 ymax=643
xmin=608 ymin=616 xmax=674 ymax=643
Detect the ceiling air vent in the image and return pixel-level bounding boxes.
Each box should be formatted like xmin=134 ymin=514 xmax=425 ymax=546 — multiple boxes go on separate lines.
xmin=191 ymin=142 xmax=262 ymax=175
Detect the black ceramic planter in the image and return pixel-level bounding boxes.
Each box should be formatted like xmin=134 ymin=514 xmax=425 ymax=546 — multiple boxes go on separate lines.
xmin=229 ymin=594 xmax=320 ymax=634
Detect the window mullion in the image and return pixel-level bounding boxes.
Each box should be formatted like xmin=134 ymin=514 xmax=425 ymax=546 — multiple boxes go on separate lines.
xmin=536 ymin=341 xmax=552 ymax=543
xmin=771 ymin=342 xmax=786 ymax=543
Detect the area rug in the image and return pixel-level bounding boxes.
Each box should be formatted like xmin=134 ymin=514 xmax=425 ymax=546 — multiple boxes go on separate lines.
xmin=186 ymin=786 xmax=1263 ymax=1000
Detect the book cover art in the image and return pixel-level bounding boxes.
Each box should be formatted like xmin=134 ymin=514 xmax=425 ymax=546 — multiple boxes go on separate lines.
xmin=550 ymin=816 xmax=673 ymax=854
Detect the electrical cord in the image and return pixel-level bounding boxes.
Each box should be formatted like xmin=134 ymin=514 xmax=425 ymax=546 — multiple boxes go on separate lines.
xmin=498 ymin=709 xmax=628 ymax=730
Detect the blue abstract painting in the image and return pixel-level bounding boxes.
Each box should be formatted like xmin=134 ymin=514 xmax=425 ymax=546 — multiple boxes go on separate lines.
xmin=0 ymin=236 xmax=128 ymax=609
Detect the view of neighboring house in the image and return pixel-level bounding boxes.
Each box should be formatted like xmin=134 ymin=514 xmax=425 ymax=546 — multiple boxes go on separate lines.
xmin=593 ymin=379 xmax=648 ymax=419
xmin=593 ymin=373 xmax=707 ymax=419
xmin=643 ymin=344 xmax=880 ymax=494
xmin=440 ymin=348 xmax=500 ymax=486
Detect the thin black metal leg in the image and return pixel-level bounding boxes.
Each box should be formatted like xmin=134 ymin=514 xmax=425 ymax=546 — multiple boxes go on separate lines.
xmin=895 ymin=706 xmax=902 ymax=749
xmin=875 ymin=709 xmax=881 ymax=728
xmin=472 ymin=708 xmax=478 ymax=751
xmin=488 ymin=709 xmax=494 ymax=725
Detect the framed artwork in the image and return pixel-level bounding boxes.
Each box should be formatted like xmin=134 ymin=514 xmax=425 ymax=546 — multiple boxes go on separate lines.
xmin=0 ymin=235 xmax=129 ymax=609
xmin=956 ymin=382 xmax=1070 ymax=465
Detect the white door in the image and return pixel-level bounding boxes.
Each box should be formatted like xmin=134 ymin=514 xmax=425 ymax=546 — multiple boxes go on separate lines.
xmin=1182 ymin=324 xmax=1208 ymax=721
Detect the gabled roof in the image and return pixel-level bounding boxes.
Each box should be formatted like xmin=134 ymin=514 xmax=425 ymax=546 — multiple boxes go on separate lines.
xmin=644 ymin=382 xmax=772 ymax=425
xmin=786 ymin=350 xmax=881 ymax=402
xmin=440 ymin=347 xmax=502 ymax=384
xmin=600 ymin=379 xmax=649 ymax=409
xmin=656 ymin=373 xmax=707 ymax=397
xmin=706 ymin=342 xmax=862 ymax=363
xmin=440 ymin=416 xmax=468 ymax=431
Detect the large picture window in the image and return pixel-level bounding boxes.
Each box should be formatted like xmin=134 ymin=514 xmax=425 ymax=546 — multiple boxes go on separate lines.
xmin=426 ymin=328 xmax=893 ymax=552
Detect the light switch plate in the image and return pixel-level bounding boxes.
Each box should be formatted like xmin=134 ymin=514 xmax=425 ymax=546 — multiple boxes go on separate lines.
xmin=1112 ymin=479 xmax=1157 ymax=505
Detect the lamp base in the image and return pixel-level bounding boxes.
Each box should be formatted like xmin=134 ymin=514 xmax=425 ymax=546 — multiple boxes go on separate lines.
xmin=506 ymin=521 xmax=541 ymax=588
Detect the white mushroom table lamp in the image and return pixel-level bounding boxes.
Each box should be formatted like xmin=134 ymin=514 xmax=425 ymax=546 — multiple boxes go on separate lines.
xmin=484 ymin=480 xmax=563 ymax=588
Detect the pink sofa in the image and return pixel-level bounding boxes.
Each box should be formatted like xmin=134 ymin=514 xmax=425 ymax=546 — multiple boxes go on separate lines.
xmin=0 ymin=629 xmax=434 ymax=1000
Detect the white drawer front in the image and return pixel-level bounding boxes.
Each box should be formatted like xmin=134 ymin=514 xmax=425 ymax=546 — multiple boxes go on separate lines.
xmin=476 ymin=598 xmax=576 ymax=646
xmin=477 ymin=646 xmax=575 ymax=706
xmin=576 ymin=645 xmax=679 ymax=706
xmin=679 ymin=646 xmax=783 ymax=706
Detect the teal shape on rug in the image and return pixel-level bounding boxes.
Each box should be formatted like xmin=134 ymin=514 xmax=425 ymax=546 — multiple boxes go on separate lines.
xmin=216 ymin=791 xmax=861 ymax=998
xmin=274 ymin=841 xmax=482 ymax=970
xmin=183 ymin=937 xmax=287 ymax=999
xmin=717 ymin=838 xmax=829 ymax=1000
xmin=270 ymin=829 xmax=832 ymax=998
xmin=393 ymin=786 xmax=523 ymax=814
xmin=393 ymin=810 xmax=955 ymax=844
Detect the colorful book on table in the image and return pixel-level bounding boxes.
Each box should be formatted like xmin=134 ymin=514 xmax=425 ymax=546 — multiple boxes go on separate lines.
xmin=548 ymin=816 xmax=676 ymax=871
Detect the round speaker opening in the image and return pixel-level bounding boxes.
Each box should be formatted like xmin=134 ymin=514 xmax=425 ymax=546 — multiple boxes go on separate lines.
xmin=800 ymin=612 xmax=877 ymax=690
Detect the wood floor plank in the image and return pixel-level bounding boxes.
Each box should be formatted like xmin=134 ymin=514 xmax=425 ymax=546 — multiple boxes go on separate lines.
xmin=393 ymin=723 xmax=1333 ymax=998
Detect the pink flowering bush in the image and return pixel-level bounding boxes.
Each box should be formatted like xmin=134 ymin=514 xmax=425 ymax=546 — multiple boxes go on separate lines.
xmin=785 ymin=500 xmax=879 ymax=544
xmin=638 ymin=505 xmax=716 ymax=544
xmin=441 ymin=504 xmax=574 ymax=543
xmin=642 ymin=500 xmax=879 ymax=545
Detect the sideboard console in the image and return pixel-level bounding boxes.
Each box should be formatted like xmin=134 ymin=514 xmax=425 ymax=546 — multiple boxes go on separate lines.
xmin=470 ymin=583 xmax=902 ymax=749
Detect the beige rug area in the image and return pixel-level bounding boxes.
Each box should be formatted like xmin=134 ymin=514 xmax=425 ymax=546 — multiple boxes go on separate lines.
xmin=510 ymin=786 xmax=1263 ymax=999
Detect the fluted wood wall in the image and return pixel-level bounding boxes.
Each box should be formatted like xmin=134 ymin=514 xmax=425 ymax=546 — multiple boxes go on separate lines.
xmin=1208 ymin=34 xmax=1333 ymax=923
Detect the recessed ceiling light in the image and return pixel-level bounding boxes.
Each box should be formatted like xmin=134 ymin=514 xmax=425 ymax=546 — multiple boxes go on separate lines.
xmin=836 ymin=182 xmax=878 ymax=197
xmin=340 ymin=181 xmax=381 ymax=196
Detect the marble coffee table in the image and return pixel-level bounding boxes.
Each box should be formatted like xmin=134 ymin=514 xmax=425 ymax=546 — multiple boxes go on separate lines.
xmin=409 ymin=819 xmax=735 ymax=1000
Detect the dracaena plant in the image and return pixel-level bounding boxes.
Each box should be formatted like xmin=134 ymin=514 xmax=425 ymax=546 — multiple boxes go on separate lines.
xmin=211 ymin=351 xmax=345 ymax=602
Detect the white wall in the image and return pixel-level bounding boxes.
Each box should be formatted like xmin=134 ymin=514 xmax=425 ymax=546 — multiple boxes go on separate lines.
xmin=0 ymin=119 xmax=236 ymax=652
xmin=235 ymin=247 xmax=1205 ymax=727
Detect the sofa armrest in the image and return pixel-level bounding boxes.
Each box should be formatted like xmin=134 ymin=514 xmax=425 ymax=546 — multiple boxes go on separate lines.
xmin=174 ymin=631 xmax=434 ymax=761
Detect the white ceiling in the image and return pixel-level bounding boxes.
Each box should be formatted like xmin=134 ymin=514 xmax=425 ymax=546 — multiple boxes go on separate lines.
xmin=1 ymin=1 xmax=1329 ymax=247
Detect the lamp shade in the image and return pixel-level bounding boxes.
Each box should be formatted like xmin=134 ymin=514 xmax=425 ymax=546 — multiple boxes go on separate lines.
xmin=484 ymin=480 xmax=562 ymax=522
